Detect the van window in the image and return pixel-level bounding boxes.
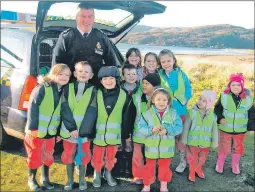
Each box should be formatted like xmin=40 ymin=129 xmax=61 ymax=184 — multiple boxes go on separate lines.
xmin=1 ymin=35 xmax=24 ymax=68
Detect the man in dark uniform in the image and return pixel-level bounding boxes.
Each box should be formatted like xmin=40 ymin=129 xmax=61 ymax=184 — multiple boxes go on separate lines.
xmin=52 ymin=3 xmax=119 ymax=87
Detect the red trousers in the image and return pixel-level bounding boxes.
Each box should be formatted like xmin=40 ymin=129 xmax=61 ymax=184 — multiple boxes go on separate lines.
xmin=142 ymin=158 xmax=172 ymax=186
xmin=61 ymin=140 xmax=91 ymax=165
xmin=91 ymin=145 xmax=118 ymax=172
xmin=218 ymin=131 xmax=245 ymax=155
xmin=176 ymin=115 xmax=186 ymax=151
xmin=132 ymin=143 xmax=145 ymax=179
xmin=186 ymin=146 xmax=209 ymax=168
xmin=24 ymin=134 xmax=55 ymax=169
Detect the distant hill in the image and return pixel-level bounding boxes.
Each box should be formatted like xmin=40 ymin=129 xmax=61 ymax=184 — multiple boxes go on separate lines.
xmin=121 ymin=24 xmax=254 ymax=49
xmin=129 ymin=24 xmax=159 ymax=33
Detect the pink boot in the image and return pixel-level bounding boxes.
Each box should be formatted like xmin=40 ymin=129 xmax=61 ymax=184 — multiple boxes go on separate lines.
xmin=215 ymin=153 xmax=227 ymax=173
xmin=196 ymin=166 xmax=205 ymax=179
xmin=232 ymin=154 xmax=241 ymax=175
xmin=141 ymin=185 xmax=150 ymax=192
xmin=160 ymin=182 xmax=168 ymax=192
xmin=188 ymin=166 xmax=196 ymax=182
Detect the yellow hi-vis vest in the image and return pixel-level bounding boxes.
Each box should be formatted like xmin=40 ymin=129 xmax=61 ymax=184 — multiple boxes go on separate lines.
xmin=187 ymin=109 xmax=215 ymax=148
xmin=159 ymin=69 xmax=187 ymax=105
xmin=93 ymin=89 xmax=126 ymax=146
xmin=142 ymin=108 xmax=175 ymax=159
xmin=60 ymin=83 xmax=94 ymax=139
xmin=219 ymin=92 xmax=254 ymax=133
xmin=132 ymin=92 xmax=148 ymax=144
xmin=25 ymin=85 xmax=61 ymax=138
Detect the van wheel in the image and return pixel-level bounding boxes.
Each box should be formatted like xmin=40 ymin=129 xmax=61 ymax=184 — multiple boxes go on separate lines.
xmin=0 ymin=123 xmax=10 ymax=150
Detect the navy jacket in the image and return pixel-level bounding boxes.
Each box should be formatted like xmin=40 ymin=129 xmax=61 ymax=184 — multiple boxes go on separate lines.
xmin=26 ymin=82 xmax=63 ymax=138
xmin=52 ymin=28 xmax=119 ymax=86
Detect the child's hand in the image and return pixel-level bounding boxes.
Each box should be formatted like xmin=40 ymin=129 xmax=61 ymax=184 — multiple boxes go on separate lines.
xmin=70 ymin=130 xmax=79 ymax=138
xmin=219 ymin=119 xmax=226 ymax=125
xmin=56 ymin=136 xmax=62 ymax=143
xmin=152 ymin=126 xmax=161 ymax=133
xmin=159 ymin=129 xmax=167 ymax=136
xmin=29 ymin=130 xmax=38 ymax=138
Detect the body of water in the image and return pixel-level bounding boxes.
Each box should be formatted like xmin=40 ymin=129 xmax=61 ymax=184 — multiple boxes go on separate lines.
xmin=116 ymin=43 xmax=252 ymax=56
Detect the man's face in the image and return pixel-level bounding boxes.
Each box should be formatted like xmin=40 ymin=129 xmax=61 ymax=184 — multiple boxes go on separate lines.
xmin=76 ymin=8 xmax=94 ymax=32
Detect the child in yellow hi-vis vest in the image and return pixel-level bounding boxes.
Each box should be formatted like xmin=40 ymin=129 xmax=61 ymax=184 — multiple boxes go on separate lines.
xmin=158 ymin=49 xmax=192 ymax=174
xmin=60 ymin=61 xmax=97 ymax=191
xmin=24 ymin=64 xmax=71 ymax=191
xmin=138 ymin=88 xmax=183 ymax=192
xmin=91 ymin=66 xmax=129 ymax=188
xmin=214 ymin=73 xmax=255 ymax=175
xmin=180 ymin=90 xmax=218 ymax=182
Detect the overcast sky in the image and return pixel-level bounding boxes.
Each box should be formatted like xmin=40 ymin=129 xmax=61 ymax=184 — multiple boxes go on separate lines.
xmin=1 ymin=1 xmax=254 ymax=29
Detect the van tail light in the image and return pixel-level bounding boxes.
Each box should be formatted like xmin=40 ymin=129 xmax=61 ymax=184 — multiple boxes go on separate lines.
xmin=18 ymin=75 xmax=38 ymax=111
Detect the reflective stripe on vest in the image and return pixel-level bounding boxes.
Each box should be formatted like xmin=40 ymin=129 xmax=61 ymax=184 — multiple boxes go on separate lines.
xmin=142 ymin=108 xmax=175 ymax=159
xmin=36 ymin=85 xmax=61 ymax=138
xmin=219 ymin=92 xmax=253 ymax=133
xmin=159 ymin=69 xmax=187 ymax=105
xmin=187 ymin=109 xmax=215 ymax=148
xmin=132 ymin=93 xmax=148 ymax=144
xmin=60 ymin=83 xmax=94 ymax=138
xmin=93 ymin=89 xmax=126 ymax=146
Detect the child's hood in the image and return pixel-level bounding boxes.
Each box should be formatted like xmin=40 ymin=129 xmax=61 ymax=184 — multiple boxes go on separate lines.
xmin=191 ymin=104 xmax=213 ymax=117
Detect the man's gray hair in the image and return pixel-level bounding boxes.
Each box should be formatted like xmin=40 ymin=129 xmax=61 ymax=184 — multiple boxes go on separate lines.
xmin=76 ymin=3 xmax=95 ymax=17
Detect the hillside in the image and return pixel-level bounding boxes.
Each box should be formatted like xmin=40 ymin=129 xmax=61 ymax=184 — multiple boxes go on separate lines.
xmin=121 ymin=24 xmax=254 ymax=49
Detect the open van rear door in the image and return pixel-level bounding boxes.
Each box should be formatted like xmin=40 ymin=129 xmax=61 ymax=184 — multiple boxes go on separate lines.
xmin=35 ymin=1 xmax=166 ymax=42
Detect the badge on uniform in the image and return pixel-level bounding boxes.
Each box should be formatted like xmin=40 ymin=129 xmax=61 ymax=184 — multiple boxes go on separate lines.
xmin=95 ymin=42 xmax=103 ymax=55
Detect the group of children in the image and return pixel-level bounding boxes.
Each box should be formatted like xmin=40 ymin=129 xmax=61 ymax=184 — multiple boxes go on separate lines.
xmin=24 ymin=47 xmax=254 ymax=192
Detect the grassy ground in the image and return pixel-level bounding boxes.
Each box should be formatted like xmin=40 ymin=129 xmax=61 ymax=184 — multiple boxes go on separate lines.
xmin=1 ymin=134 xmax=254 ymax=191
